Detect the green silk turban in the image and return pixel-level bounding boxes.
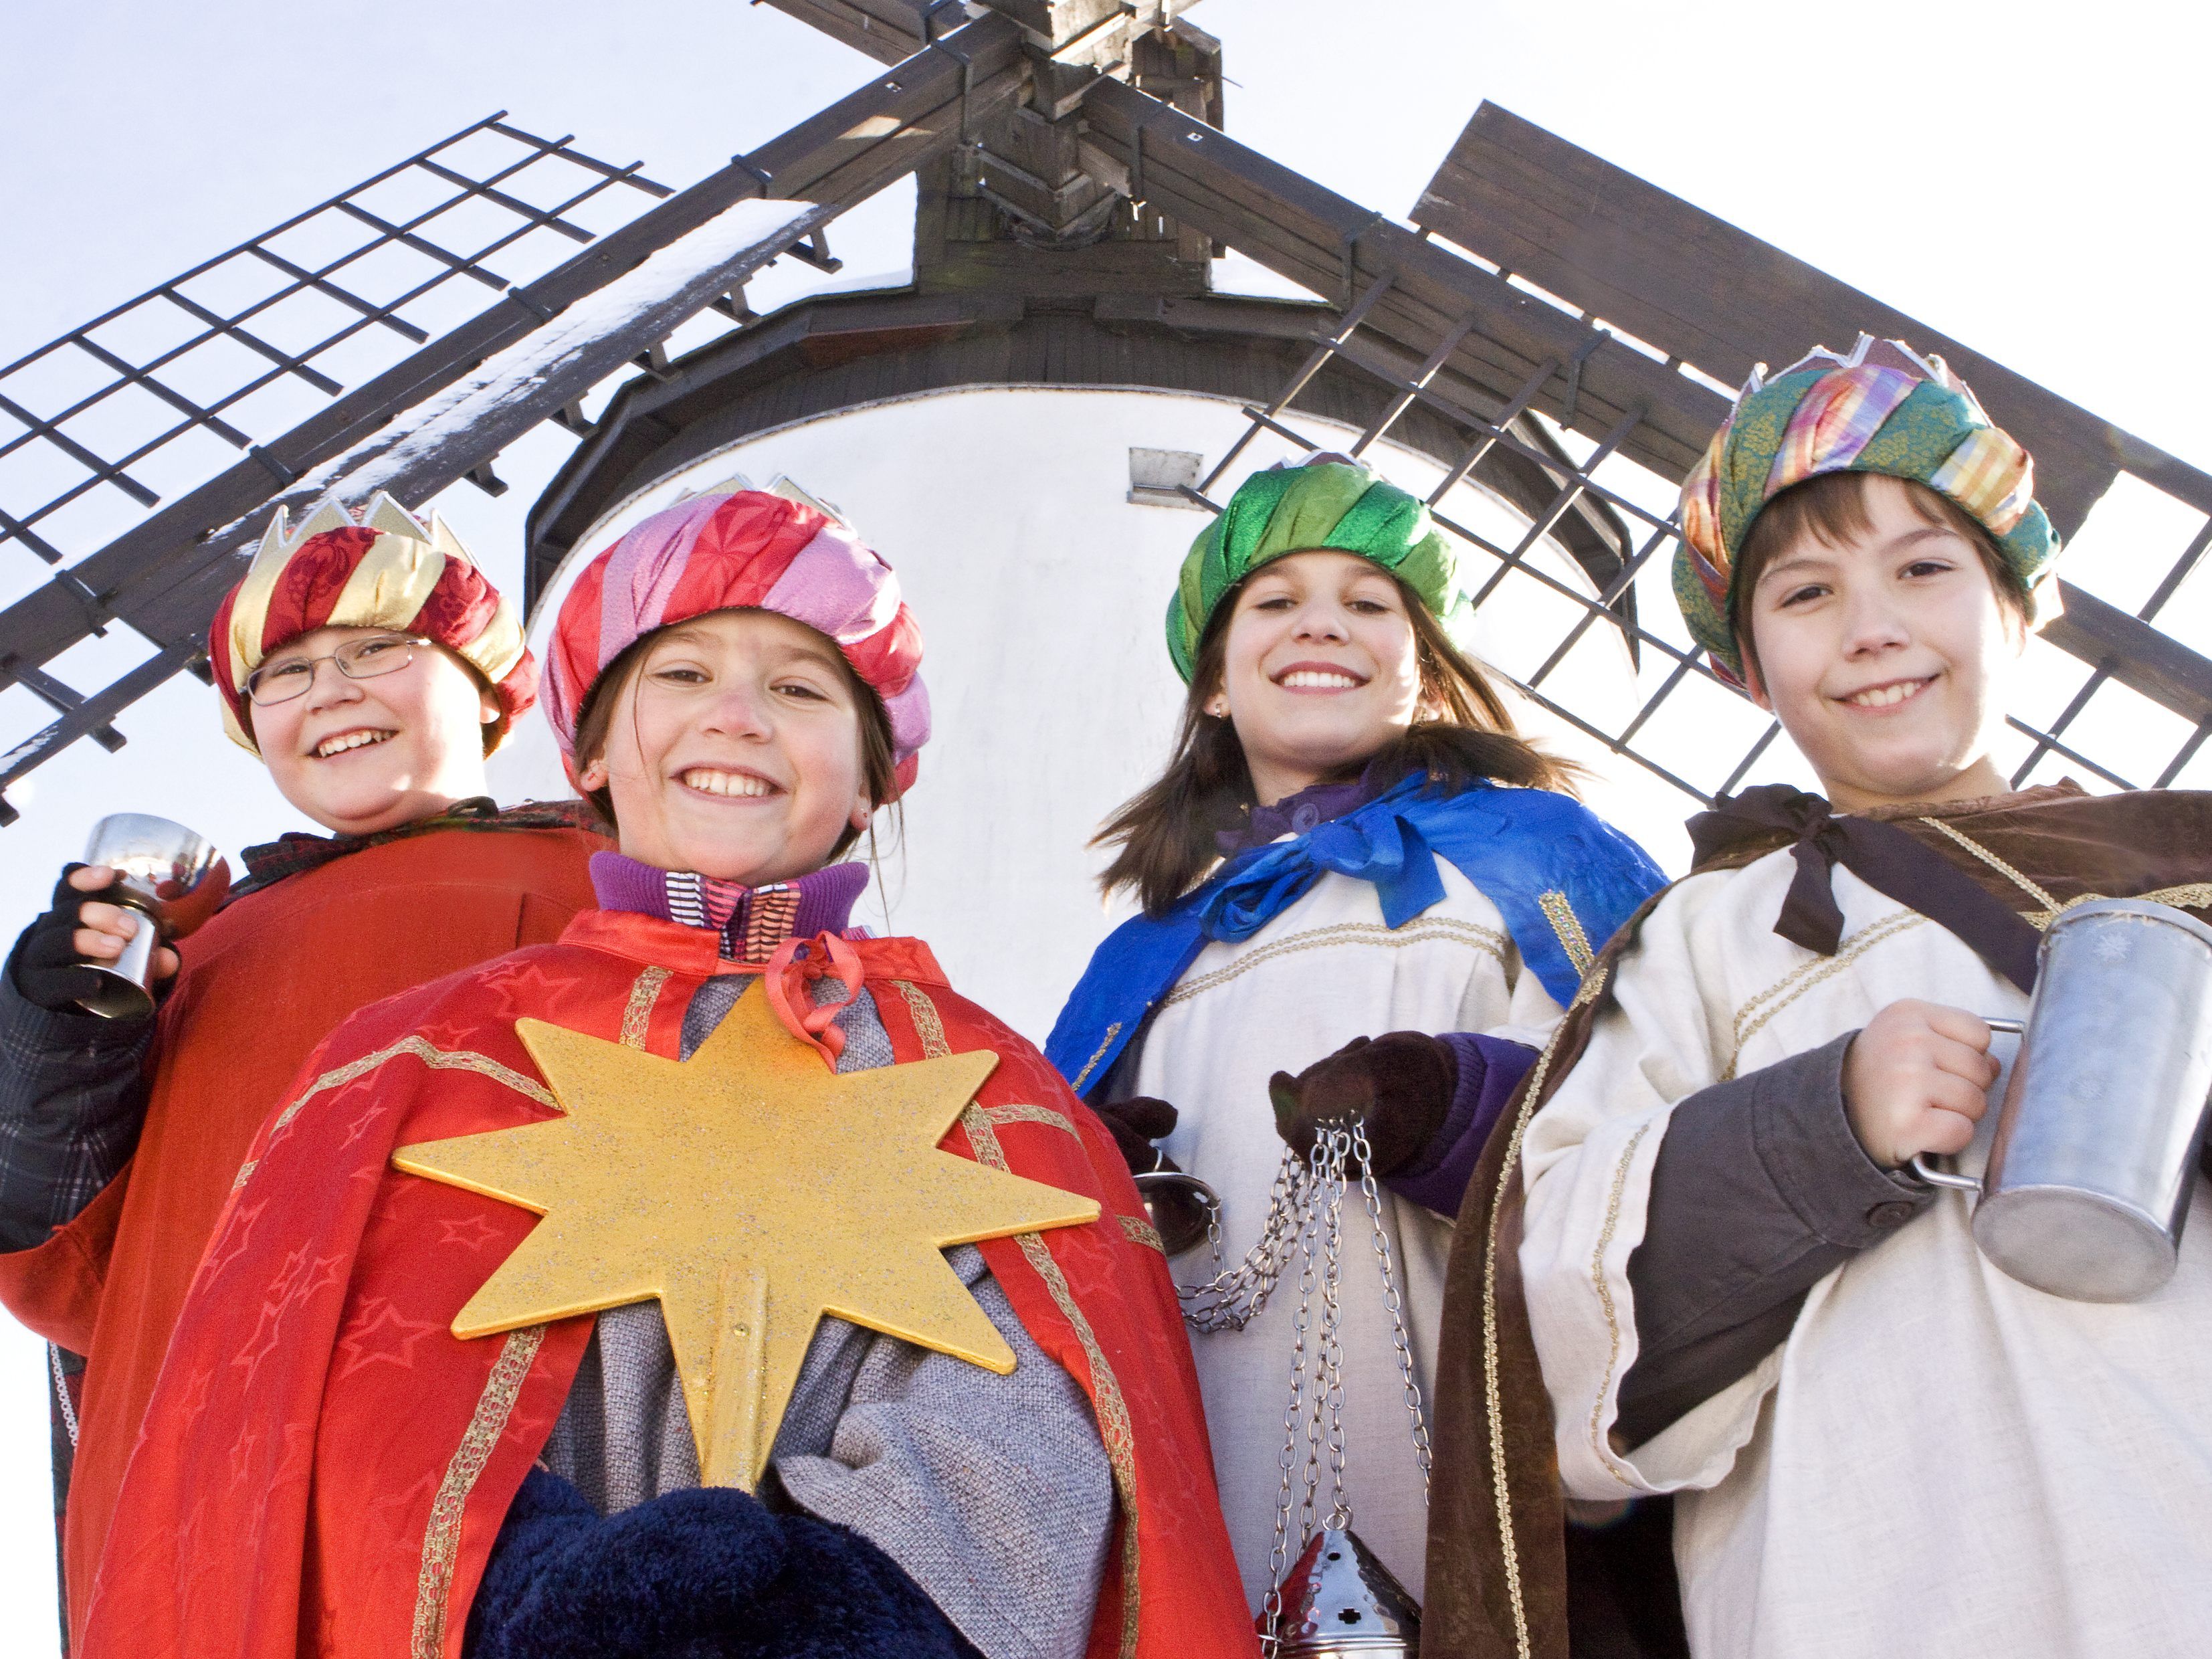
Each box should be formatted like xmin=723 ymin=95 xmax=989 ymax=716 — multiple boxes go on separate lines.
xmin=1165 ymin=460 xmax=1462 ymax=682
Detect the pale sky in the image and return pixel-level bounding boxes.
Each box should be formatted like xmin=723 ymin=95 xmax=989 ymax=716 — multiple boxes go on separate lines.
xmin=1 ymin=0 xmax=2207 ymax=1647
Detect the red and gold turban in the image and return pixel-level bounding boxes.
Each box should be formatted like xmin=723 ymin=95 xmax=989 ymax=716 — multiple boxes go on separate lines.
xmin=208 ymin=493 xmax=535 ymax=755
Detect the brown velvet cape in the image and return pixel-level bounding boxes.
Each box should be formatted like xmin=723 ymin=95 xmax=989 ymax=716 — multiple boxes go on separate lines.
xmin=1418 ymin=783 xmax=2212 ymax=1659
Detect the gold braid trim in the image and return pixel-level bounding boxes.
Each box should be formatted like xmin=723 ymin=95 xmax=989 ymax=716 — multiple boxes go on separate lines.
xmin=1915 ymin=816 xmax=2062 ymax=912
xmin=1159 ymin=917 xmax=1504 ymax=1009
xmin=411 ymin=1325 xmax=545 ymax=1659
xmin=888 ymin=979 xmax=1142 ymax=1659
xmin=241 ymin=1039 xmax=557 ymax=1191
xmin=1587 ymin=1122 xmax=1654 ymax=1486
xmin=984 ymin=1102 xmax=1083 ymax=1138
xmin=1118 ymin=1214 xmax=1166 ymax=1253
xmin=1721 ymin=910 xmax=1926 ymax=1081
xmin=1070 ymin=1021 xmax=1122 ymax=1093
xmin=2021 ymin=881 xmax=2212 ymax=928
xmin=1538 ymin=890 xmax=1596 ymax=978
xmin=1481 ymin=977 xmax=1599 ymax=1659
xmin=620 ymin=965 xmax=672 ymax=1049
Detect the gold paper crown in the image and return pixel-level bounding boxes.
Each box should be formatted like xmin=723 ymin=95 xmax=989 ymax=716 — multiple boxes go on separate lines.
xmin=250 ymin=490 xmax=478 ymax=573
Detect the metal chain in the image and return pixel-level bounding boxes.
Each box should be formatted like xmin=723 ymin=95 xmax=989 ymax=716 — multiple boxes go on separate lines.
xmin=1201 ymin=1116 xmax=1435 ymax=1653
xmin=1261 ymin=1135 xmax=1330 ymax=1652
xmin=49 ymin=1345 xmax=79 ymax=1450
xmin=1352 ymin=1120 xmax=1434 ymax=1489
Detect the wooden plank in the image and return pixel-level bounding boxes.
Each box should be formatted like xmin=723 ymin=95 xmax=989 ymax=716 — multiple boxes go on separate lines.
xmin=1409 ymin=104 xmax=2212 ymax=537
xmin=2045 ymin=579 xmax=2212 ymax=728
xmin=758 ymin=0 xmax=932 ymax=62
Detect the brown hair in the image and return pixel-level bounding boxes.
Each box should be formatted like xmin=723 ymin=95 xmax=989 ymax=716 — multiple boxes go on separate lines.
xmin=1731 ymin=472 xmax=2029 ymax=682
xmin=1094 ymin=573 xmax=1578 ymax=916
xmin=571 ymin=617 xmax=900 ymax=863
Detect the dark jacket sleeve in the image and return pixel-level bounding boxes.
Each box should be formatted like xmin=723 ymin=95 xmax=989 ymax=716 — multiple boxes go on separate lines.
xmin=0 ymin=968 xmax=153 ymax=1252
xmin=1613 ymin=1033 xmax=1932 ymax=1448
xmin=464 ymin=1466 xmax=984 ymax=1659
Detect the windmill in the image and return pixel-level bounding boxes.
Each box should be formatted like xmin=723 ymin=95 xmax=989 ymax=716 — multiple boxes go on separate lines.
xmin=7 ymin=1 xmax=2212 ymax=1646
xmin=5 ymin=1 xmax=2208 ymax=1035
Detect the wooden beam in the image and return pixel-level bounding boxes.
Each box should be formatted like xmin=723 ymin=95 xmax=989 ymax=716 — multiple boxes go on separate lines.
xmin=1410 ymin=104 xmax=2212 ymax=539
xmin=2045 ymin=580 xmax=2212 ymax=728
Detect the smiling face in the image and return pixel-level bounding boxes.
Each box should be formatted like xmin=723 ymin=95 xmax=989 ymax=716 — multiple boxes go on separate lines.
xmin=1207 ymin=549 xmax=1427 ymax=805
xmin=249 ymin=624 xmax=499 ymax=835
xmin=1741 ymin=475 xmax=2027 ymax=813
xmin=575 ymin=608 xmax=874 ymax=884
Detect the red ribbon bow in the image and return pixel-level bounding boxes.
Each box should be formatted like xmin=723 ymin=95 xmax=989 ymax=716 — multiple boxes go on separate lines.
xmin=759 ymin=931 xmax=865 ymax=1068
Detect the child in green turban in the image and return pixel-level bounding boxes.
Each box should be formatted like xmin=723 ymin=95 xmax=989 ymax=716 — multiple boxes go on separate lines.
xmin=1046 ymin=454 xmax=1663 ymax=1614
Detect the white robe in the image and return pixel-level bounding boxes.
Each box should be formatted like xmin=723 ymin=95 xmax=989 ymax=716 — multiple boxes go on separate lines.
xmin=1139 ymin=862 xmax=1567 ymax=1609
xmin=1520 ymin=847 xmax=2212 ymax=1658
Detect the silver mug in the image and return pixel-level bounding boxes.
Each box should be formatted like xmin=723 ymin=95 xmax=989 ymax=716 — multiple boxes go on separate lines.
xmin=74 ymin=813 xmax=229 ymax=1019
xmin=1912 ymin=897 xmax=2212 ymax=1302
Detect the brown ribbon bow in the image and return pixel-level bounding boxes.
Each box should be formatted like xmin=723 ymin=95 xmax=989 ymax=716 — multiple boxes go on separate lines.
xmin=1688 ymin=785 xmax=2041 ymax=993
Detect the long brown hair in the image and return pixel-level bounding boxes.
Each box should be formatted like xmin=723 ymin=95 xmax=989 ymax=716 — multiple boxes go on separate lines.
xmin=571 ymin=616 xmax=901 ymax=864
xmin=1095 ymin=573 xmax=1577 ymax=916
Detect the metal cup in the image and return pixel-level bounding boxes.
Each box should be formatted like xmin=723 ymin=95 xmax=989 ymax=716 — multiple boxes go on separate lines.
xmin=1912 ymin=898 xmax=2212 ymax=1302
xmin=74 ymin=813 xmax=229 ymax=1019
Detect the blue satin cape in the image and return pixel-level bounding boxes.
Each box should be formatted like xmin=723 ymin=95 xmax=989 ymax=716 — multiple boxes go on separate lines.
xmin=1043 ymin=775 xmax=1666 ymax=1096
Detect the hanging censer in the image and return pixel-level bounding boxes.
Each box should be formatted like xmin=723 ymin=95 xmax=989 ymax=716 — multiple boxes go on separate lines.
xmin=1174 ymin=1120 xmax=1431 ymax=1657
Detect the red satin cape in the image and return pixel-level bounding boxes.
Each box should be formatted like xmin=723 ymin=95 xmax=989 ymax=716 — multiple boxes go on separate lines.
xmin=82 ymin=909 xmax=1253 ymax=1659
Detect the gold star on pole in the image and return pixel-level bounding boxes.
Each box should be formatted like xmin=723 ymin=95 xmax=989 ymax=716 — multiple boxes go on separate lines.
xmin=392 ymin=983 xmax=1099 ymax=1490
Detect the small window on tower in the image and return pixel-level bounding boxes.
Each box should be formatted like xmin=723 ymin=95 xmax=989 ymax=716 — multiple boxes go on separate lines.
xmin=1128 ymin=448 xmax=1206 ymax=508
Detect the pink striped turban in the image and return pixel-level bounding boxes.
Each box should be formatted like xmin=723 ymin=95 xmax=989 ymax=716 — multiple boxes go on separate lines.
xmin=543 ymin=487 xmax=929 ymax=796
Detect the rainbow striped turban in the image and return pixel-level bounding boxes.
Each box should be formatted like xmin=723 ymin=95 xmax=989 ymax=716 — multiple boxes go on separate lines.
xmin=1167 ymin=457 xmax=1464 ymax=681
xmin=543 ymin=485 xmax=929 ymax=796
xmin=1677 ymin=334 xmax=2060 ymax=682
xmin=209 ymin=492 xmax=534 ymax=755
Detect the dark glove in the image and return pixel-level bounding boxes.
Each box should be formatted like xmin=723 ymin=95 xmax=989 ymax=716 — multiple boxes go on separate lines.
xmin=1268 ymin=1032 xmax=1459 ymax=1177
xmin=466 ymin=1467 xmax=980 ymax=1659
xmin=6 ymin=865 xmax=131 ymax=1015
xmin=1091 ymin=1095 xmax=1181 ymax=1178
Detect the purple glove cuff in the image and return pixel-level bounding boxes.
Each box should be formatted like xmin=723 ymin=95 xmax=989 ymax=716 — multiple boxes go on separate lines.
xmin=1385 ymin=1033 xmax=1539 ymax=1217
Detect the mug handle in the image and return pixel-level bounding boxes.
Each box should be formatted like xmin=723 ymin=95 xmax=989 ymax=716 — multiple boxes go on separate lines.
xmin=1906 ymin=1017 xmax=2025 ymax=1191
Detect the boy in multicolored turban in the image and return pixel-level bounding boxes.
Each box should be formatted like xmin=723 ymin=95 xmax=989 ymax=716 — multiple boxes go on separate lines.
xmin=1411 ymin=338 xmax=2212 ymax=1658
xmin=0 ymin=494 xmax=605 ymax=1647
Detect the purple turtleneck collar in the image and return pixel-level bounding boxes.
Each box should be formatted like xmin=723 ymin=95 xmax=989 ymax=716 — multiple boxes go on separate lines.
xmin=1215 ymin=764 xmax=1388 ymax=857
xmin=589 ymin=852 xmax=869 ymax=963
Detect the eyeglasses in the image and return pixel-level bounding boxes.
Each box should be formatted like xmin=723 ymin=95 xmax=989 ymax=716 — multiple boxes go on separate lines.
xmin=243 ymin=635 xmax=430 ymax=707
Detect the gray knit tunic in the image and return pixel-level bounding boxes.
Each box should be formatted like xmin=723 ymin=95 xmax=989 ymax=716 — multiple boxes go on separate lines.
xmin=539 ymin=974 xmax=1113 ymax=1659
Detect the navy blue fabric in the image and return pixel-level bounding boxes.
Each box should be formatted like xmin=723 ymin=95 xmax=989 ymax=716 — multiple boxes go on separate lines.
xmin=1387 ymin=1034 xmax=1538 ymax=1217
xmin=464 ymin=1467 xmax=983 ymax=1659
xmin=1045 ymin=776 xmax=1666 ymax=1096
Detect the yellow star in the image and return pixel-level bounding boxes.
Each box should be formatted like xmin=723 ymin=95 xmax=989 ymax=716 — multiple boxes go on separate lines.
xmin=392 ymin=982 xmax=1099 ymax=1490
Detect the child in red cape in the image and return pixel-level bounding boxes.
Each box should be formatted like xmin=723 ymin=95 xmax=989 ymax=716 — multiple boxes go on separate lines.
xmin=0 ymin=494 xmax=603 ymax=1645
xmin=84 ymin=486 xmax=1252 ymax=1659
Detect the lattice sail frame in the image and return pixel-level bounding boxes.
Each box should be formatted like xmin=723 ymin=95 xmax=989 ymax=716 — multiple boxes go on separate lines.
xmin=1078 ymin=90 xmax=2212 ymax=809
xmin=0 ymin=13 xmax=1036 ymax=825
xmin=1171 ymin=279 xmax=2211 ymax=809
